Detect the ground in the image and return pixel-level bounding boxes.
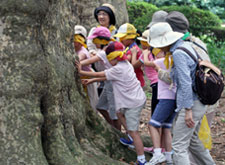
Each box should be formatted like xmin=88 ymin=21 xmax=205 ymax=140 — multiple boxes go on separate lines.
xmin=138 ymin=93 xmax=225 ymax=164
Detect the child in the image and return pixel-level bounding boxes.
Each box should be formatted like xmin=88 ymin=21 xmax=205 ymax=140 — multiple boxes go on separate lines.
xmin=131 ymin=30 xmax=160 ymax=114
xmin=114 ymin=23 xmax=145 ymax=87
xmin=120 ymin=30 xmax=160 ymax=149
xmin=80 ymin=26 xmax=121 ymax=130
xmin=143 ymin=47 xmax=176 ymax=164
xmin=74 ymin=25 xmax=99 ymax=111
xmin=77 ymin=41 xmax=148 ymax=165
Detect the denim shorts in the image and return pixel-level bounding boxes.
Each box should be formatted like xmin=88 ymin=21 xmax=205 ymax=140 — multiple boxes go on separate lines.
xmin=149 ymin=99 xmax=176 ymax=128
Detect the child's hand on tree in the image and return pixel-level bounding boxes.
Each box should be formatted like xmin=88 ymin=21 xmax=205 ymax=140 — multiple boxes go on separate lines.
xmin=81 ymin=79 xmax=93 ymax=85
xmin=75 ymin=60 xmax=81 ymax=73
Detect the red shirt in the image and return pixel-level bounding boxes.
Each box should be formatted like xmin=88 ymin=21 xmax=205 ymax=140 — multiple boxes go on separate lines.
xmin=126 ymin=44 xmax=145 ymax=87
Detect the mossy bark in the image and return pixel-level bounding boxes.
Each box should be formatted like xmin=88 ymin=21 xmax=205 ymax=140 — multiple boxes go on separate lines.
xmin=0 ymin=0 xmax=151 ymax=164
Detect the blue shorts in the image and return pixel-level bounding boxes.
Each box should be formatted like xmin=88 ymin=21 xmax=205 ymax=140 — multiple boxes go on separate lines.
xmin=149 ymin=99 xmax=176 ymax=128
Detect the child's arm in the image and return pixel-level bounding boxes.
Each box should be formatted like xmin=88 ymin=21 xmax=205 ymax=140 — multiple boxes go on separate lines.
xmin=80 ymin=55 xmax=101 ymax=66
xmin=143 ymin=49 xmax=158 ymax=67
xmin=76 ymin=61 xmax=106 ymax=78
xmin=131 ymin=47 xmax=142 ymax=68
xmin=82 ymin=77 xmax=106 ymax=85
xmin=78 ymin=53 xmax=87 ymax=61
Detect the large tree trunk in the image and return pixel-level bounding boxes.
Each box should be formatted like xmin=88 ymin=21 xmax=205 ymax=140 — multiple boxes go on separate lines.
xmin=0 ymin=0 xmax=151 ymax=164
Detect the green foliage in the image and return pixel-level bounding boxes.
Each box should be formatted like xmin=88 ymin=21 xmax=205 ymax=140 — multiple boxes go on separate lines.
xmin=210 ymin=26 xmax=225 ymax=42
xmin=200 ymin=35 xmax=225 ymax=73
xmin=131 ymin=0 xmax=225 ymax=21
xmin=161 ymin=6 xmax=221 ymax=37
xmin=127 ymin=1 xmax=159 ymax=32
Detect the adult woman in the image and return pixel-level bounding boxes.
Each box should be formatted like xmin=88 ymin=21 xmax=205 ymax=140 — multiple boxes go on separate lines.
xmin=148 ymin=22 xmax=215 ymax=165
xmin=87 ymin=3 xmax=117 ymax=57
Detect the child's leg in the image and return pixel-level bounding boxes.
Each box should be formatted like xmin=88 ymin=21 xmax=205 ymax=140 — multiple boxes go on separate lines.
xmin=117 ymin=112 xmax=127 ymax=132
xmin=112 ymin=119 xmax=121 ymax=131
xmin=124 ymin=104 xmax=147 ymax=163
xmin=162 ymin=128 xmax=172 ymax=152
xmin=128 ymin=130 xmax=144 ymax=155
xmin=149 ymin=125 xmax=161 ymax=148
xmin=98 ymin=109 xmax=113 ymax=125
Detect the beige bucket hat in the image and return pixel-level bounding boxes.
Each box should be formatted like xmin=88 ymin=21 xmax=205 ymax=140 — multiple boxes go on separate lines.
xmin=137 ymin=30 xmax=149 ymax=42
xmin=148 ymin=22 xmax=184 ymax=48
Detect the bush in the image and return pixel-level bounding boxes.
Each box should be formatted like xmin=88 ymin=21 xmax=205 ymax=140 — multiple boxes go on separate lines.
xmin=127 ymin=1 xmax=159 ymax=32
xmin=161 ymin=6 xmax=222 ymax=37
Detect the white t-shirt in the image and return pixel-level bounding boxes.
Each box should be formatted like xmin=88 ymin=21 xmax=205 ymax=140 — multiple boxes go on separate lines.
xmin=154 ymin=58 xmax=176 ymax=100
xmin=96 ymin=49 xmax=112 ymax=71
xmin=105 ymin=61 xmax=146 ymax=111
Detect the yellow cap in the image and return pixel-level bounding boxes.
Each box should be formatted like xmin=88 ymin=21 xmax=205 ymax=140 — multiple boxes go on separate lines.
xmin=114 ymin=23 xmax=137 ymax=38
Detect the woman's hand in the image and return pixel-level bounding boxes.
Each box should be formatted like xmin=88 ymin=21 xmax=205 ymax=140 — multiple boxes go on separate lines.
xmin=185 ymin=109 xmax=195 ymax=128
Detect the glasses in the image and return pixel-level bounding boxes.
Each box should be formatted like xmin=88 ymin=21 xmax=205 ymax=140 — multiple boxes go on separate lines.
xmin=97 ymin=12 xmax=108 ymax=17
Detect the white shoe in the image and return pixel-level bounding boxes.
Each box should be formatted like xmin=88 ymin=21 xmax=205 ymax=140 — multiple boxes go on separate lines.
xmin=149 ymin=153 xmax=166 ymax=165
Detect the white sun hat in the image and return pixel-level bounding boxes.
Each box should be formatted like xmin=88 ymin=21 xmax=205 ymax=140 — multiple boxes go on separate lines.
xmin=74 ymin=25 xmax=87 ymax=39
xmin=137 ymin=30 xmax=149 ymax=42
xmin=148 ymin=22 xmax=184 ymax=48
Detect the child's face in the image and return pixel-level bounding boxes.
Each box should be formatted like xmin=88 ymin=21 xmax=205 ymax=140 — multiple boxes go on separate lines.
xmin=74 ymin=42 xmax=82 ymax=52
xmin=120 ymin=39 xmax=133 ymax=47
xmin=141 ymin=44 xmax=150 ymax=50
xmin=109 ymin=59 xmax=118 ymax=66
xmin=156 ymin=50 xmax=165 ymax=59
xmin=95 ymin=43 xmax=101 ymax=49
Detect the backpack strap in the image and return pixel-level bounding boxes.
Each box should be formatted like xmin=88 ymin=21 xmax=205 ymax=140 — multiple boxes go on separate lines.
xmin=192 ymin=41 xmax=208 ymax=54
xmin=177 ymin=47 xmax=201 ymax=64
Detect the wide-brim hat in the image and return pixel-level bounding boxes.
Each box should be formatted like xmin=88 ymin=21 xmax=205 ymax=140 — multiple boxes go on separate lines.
xmin=147 ymin=10 xmax=168 ymax=29
xmin=114 ymin=23 xmax=137 ymax=38
xmin=148 ymin=22 xmax=184 ymax=48
xmin=94 ymin=3 xmax=116 ymax=25
xmin=137 ymin=30 xmax=149 ymax=42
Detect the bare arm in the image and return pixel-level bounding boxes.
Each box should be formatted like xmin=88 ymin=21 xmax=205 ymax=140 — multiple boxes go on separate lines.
xmin=78 ymin=53 xmax=87 ymax=61
xmin=131 ymin=47 xmax=142 ymax=68
xmin=80 ymin=55 xmax=101 ymax=66
xmin=143 ymin=49 xmax=155 ymax=67
xmin=76 ymin=61 xmax=106 ymax=78
xmin=82 ymin=77 xmax=107 ymax=85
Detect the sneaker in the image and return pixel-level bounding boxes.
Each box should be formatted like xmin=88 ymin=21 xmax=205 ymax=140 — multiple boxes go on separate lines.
xmin=128 ymin=144 xmax=135 ymax=149
xmin=136 ymin=160 xmax=150 ymax=165
xmin=119 ymin=134 xmax=133 ymax=146
xmin=149 ymin=153 xmax=166 ymax=165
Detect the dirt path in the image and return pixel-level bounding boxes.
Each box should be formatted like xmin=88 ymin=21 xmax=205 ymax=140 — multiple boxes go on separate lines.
xmin=139 ymin=96 xmax=225 ymax=164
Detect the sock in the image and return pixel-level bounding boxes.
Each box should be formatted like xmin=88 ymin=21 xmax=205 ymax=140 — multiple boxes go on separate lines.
xmin=127 ymin=134 xmax=133 ymax=141
xmin=165 ymin=151 xmax=173 ymax=162
xmin=137 ymin=155 xmax=146 ymax=163
xmin=153 ymin=148 xmax=162 ymax=156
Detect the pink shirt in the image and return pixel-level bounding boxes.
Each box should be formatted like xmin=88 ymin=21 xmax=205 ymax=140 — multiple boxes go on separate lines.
xmin=139 ymin=53 xmax=158 ymax=85
xmin=126 ymin=45 xmax=145 ymax=87
xmin=77 ymin=46 xmax=91 ymax=71
xmin=154 ymin=58 xmax=176 ymax=100
xmin=105 ymin=61 xmax=146 ymax=111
